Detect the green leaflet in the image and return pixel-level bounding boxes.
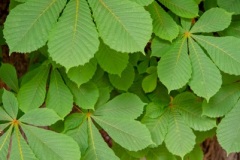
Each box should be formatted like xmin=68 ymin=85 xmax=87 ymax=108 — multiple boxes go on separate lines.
xmin=3 ymin=0 xmax=67 ymax=53
xmin=2 ymin=89 xmax=18 ymax=119
xmin=218 ymin=0 xmax=240 ymax=14
xmin=165 ymin=110 xmax=195 ymax=158
xmin=173 ymin=92 xmax=216 ymax=131
xmin=188 ymin=38 xmax=222 ymax=101
xmin=192 ymin=35 xmax=240 ymax=75
xmin=158 ymin=0 xmax=198 ymax=18
xmin=142 ymin=72 xmax=158 ymax=93
xmin=217 ymin=100 xmax=240 ymax=154
xmin=151 ymin=37 xmax=171 ymax=57
xmin=147 ymin=2 xmax=179 ymax=42
xmin=221 ymin=21 xmax=240 ymax=38
xmin=67 ymin=58 xmax=97 ymax=87
xmin=129 ymin=0 xmax=153 ymax=6
xmin=202 ymin=83 xmax=240 ymax=118
xmin=0 ymin=107 xmax=12 ymax=121
xmin=88 ymin=0 xmax=152 ymax=53
xmin=19 ymin=108 xmax=61 ymax=126
xmin=10 ymin=126 xmax=37 ymax=160
xmin=92 ymin=116 xmax=153 ymax=151
xmin=67 ymin=81 xmax=99 ymax=110
xmin=157 ymin=38 xmax=192 ymax=92
xmin=22 ymin=124 xmax=81 ymax=160
xmin=190 ymin=8 xmax=232 ymax=33
xmin=0 ymin=126 xmax=13 ymax=160
xmin=146 ymin=145 xmax=177 ymax=160
xmin=95 ymin=42 xmax=129 ymax=76
xmin=64 ymin=113 xmax=88 ymax=154
xmin=94 ymin=93 xmax=145 ymax=119
xmin=48 ymin=0 xmax=99 ymax=70
xmin=46 ymin=69 xmax=73 ymax=118
xmin=0 ymin=63 xmax=19 ymax=92
xmin=17 ymin=65 xmax=50 ymax=112
xmin=183 ymin=145 xmax=204 ymax=160
xmin=142 ymin=109 xmax=169 ymax=146
xmin=109 ymin=64 xmax=135 ymax=91
xmin=82 ymin=118 xmax=119 ymax=160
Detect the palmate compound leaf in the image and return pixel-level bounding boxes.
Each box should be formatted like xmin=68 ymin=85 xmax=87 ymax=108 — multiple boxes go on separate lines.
xmin=95 ymin=42 xmax=129 ymax=76
xmin=88 ymin=0 xmax=152 ymax=53
xmin=158 ymin=0 xmax=198 ymax=18
xmin=202 ymin=83 xmax=240 ymax=118
xmin=129 ymin=0 xmax=153 ymax=6
xmin=46 ymin=69 xmax=73 ymax=118
xmin=190 ymin=8 xmax=232 ymax=33
xmin=157 ymin=38 xmax=192 ymax=92
xmin=82 ymin=117 xmax=119 ymax=160
xmin=3 ymin=0 xmax=67 ymax=53
xmin=17 ymin=64 xmax=50 ymax=112
xmin=147 ymin=1 xmax=179 ymax=42
xmin=0 ymin=63 xmax=19 ymax=92
xmin=48 ymin=0 xmax=99 ymax=70
xmin=188 ymin=38 xmax=222 ymax=101
xmin=0 ymin=91 xmax=81 ymax=160
xmin=217 ymin=100 xmax=240 ymax=154
xmin=192 ymin=35 xmax=240 ymax=75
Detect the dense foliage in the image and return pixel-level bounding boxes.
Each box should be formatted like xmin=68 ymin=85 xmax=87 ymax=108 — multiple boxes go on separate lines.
xmin=1 ymin=0 xmax=240 ymax=159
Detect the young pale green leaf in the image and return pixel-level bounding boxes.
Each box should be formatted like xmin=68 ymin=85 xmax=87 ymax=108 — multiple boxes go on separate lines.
xmin=151 ymin=37 xmax=171 ymax=57
xmin=147 ymin=2 xmax=179 ymax=42
xmin=157 ymin=38 xmax=192 ymax=92
xmin=146 ymin=145 xmax=177 ymax=160
xmin=2 ymin=90 xmax=18 ymax=119
xmin=129 ymin=0 xmax=153 ymax=6
xmin=94 ymin=93 xmax=145 ymax=119
xmin=202 ymin=83 xmax=240 ymax=118
xmin=95 ymin=42 xmax=129 ymax=76
xmin=17 ymin=65 xmax=50 ymax=112
xmin=221 ymin=21 xmax=240 ymax=38
xmin=67 ymin=81 xmax=99 ymax=110
xmin=188 ymin=38 xmax=222 ymax=101
xmin=109 ymin=64 xmax=135 ymax=91
xmin=19 ymin=108 xmax=61 ymax=126
xmin=142 ymin=73 xmax=157 ymax=93
xmin=0 ymin=108 xmax=12 ymax=121
xmin=142 ymin=110 xmax=169 ymax=146
xmin=10 ymin=126 xmax=37 ymax=160
xmin=48 ymin=0 xmax=99 ymax=70
xmin=217 ymin=0 xmax=240 ymax=14
xmin=88 ymin=0 xmax=152 ymax=53
xmin=82 ymin=118 xmax=119 ymax=160
xmin=193 ymin=35 xmax=240 ymax=75
xmin=165 ymin=111 xmax=196 ymax=158
xmin=158 ymin=0 xmax=198 ymax=18
xmin=0 ymin=63 xmax=19 ymax=92
xmin=64 ymin=113 xmax=88 ymax=154
xmin=174 ymin=92 xmax=216 ymax=131
xmin=67 ymin=58 xmax=97 ymax=87
xmin=93 ymin=116 xmax=152 ymax=151
xmin=3 ymin=0 xmax=66 ymax=53
xmin=46 ymin=69 xmax=73 ymax=118
xmin=190 ymin=8 xmax=232 ymax=33
xmin=0 ymin=126 xmax=13 ymax=160
xmin=217 ymin=100 xmax=240 ymax=154
xmin=21 ymin=124 xmax=81 ymax=160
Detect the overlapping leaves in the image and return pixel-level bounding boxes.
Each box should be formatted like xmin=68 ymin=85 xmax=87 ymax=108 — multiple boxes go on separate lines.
xmin=0 ymin=90 xmax=81 ymax=160
xmin=157 ymin=8 xmax=236 ymax=101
